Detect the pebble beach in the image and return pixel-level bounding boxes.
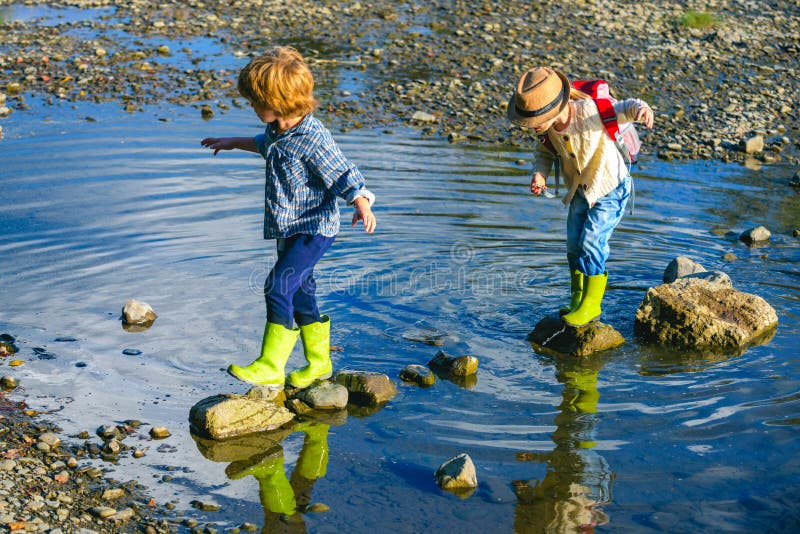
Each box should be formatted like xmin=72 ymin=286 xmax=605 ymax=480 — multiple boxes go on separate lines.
xmin=1 ymin=1 xmax=799 ymax=532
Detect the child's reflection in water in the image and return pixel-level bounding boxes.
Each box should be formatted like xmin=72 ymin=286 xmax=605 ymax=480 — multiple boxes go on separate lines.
xmin=227 ymin=421 xmax=330 ymax=533
xmin=514 ymin=358 xmax=613 ymax=533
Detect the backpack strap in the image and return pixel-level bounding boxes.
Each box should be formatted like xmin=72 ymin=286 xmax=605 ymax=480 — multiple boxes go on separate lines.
xmin=593 ymin=97 xmax=620 ymax=141
xmin=593 ymin=97 xmax=633 ymax=167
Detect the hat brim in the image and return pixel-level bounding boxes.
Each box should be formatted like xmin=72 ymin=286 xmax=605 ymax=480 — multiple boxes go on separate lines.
xmin=507 ymin=69 xmax=570 ymax=128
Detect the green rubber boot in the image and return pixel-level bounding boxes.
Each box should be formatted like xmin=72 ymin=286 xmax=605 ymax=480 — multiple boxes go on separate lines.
xmin=562 ymin=272 xmax=608 ymax=327
xmin=287 ymin=316 xmax=332 ymax=388
xmin=559 ymin=269 xmax=584 ymax=316
xmin=295 ymin=422 xmax=330 ymax=480
xmin=227 ymin=322 xmax=299 ymax=387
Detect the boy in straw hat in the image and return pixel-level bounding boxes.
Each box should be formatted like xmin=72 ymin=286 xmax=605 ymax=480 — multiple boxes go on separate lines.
xmin=508 ymin=67 xmax=653 ymax=327
xmin=201 ymin=46 xmax=376 ymax=389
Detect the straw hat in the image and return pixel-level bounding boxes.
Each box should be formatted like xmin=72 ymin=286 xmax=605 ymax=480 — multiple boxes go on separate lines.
xmin=507 ymin=67 xmax=570 ymax=128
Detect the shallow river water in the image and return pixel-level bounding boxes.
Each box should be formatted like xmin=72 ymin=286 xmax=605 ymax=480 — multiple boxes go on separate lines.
xmin=1 ymin=96 xmax=799 ymax=532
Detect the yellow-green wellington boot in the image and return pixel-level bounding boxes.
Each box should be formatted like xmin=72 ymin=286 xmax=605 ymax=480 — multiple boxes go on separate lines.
xmin=563 ymin=272 xmax=608 ymax=327
xmin=295 ymin=422 xmax=330 ymax=480
xmin=559 ymin=269 xmax=585 ymax=316
xmin=227 ymin=322 xmax=300 ymax=387
xmin=287 ymin=316 xmax=332 ymax=388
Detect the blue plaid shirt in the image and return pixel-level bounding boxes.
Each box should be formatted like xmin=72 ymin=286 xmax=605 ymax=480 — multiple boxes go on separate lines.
xmin=254 ymin=114 xmax=375 ymax=239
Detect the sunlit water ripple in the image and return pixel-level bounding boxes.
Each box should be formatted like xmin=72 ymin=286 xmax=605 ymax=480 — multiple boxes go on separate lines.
xmin=1 ymin=100 xmax=798 ymax=531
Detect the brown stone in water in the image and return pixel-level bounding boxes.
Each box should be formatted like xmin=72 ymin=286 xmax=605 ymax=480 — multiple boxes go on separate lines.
xmin=527 ymin=315 xmax=625 ymax=357
xmin=427 ymin=350 xmax=479 ymax=376
xmin=635 ymin=278 xmax=777 ymax=355
xmin=189 ymin=393 xmax=295 ymax=440
xmin=333 ymin=370 xmax=397 ymax=406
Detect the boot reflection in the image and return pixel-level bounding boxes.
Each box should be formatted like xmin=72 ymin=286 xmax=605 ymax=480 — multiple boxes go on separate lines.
xmin=514 ymin=358 xmax=612 ymax=533
xmin=243 ymin=421 xmax=330 ymax=533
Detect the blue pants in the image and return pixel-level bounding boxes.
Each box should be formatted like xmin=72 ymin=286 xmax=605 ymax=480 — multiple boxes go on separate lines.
xmin=566 ymin=176 xmax=631 ymax=276
xmin=265 ymin=234 xmax=335 ymax=329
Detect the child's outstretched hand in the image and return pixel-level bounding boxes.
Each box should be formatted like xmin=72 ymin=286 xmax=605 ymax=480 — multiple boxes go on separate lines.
xmin=637 ymin=105 xmax=654 ymax=129
xmin=201 ymin=137 xmax=237 ymax=155
xmin=352 ymin=197 xmax=377 ymax=233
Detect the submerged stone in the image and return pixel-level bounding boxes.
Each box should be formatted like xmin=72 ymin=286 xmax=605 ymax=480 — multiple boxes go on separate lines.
xmin=399 ymin=364 xmax=436 ymax=387
xmin=427 ymin=350 xmax=479 ymax=377
xmin=527 ymin=315 xmax=624 ymax=357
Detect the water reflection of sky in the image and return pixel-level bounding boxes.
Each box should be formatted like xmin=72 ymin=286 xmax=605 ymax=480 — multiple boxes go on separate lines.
xmin=0 ymin=97 xmax=798 ymax=532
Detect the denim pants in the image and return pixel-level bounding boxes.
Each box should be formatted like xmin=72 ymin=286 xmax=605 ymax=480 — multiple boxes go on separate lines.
xmin=566 ymin=175 xmax=631 ymax=276
xmin=265 ymin=234 xmax=335 ymax=329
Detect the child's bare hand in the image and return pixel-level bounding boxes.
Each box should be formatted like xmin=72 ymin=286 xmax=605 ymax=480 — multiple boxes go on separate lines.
xmin=637 ymin=105 xmax=654 ymax=129
xmin=352 ymin=198 xmax=376 ymax=233
xmin=201 ymin=137 xmax=236 ymax=155
xmin=530 ymin=173 xmax=547 ymax=196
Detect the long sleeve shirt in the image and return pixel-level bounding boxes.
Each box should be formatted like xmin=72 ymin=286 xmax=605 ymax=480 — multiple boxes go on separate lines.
xmin=254 ymin=114 xmax=375 ymax=239
xmin=533 ymin=98 xmax=649 ymax=207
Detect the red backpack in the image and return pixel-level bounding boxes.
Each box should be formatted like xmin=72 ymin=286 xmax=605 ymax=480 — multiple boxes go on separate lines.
xmin=540 ymin=79 xmax=641 ymax=165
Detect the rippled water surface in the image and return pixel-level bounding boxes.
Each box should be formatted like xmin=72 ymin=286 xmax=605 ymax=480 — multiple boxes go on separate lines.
xmin=1 ymin=99 xmax=799 ymax=532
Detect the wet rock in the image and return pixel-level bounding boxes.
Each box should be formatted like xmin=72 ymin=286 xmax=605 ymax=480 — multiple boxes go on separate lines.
xmin=635 ymin=278 xmax=778 ymax=354
xmin=149 ymin=426 xmax=171 ymax=439
xmin=189 ymin=392 xmax=295 ymax=440
xmin=333 ymin=370 xmax=397 ymax=406
xmin=740 ymin=135 xmax=764 ymax=154
xmin=295 ymin=381 xmax=349 ymax=410
xmin=739 ymin=225 xmax=771 ymax=245
xmin=96 ymin=424 xmax=125 ymax=441
xmin=89 ymin=506 xmax=117 ymax=519
xmin=102 ymin=488 xmax=126 ymax=501
xmin=285 ymin=397 xmax=315 ymax=415
xmin=435 ymin=453 xmax=478 ymax=493
xmin=399 ymin=364 xmax=436 ymax=387
xmin=190 ymin=500 xmax=221 ymax=512
xmin=427 ymin=350 xmax=479 ymax=377
xmin=527 ymin=315 xmax=625 ymax=357
xmin=663 ymin=256 xmax=706 ymax=283
xmin=683 ymin=270 xmax=732 ymax=287
xmin=102 ymin=439 xmax=121 ymax=454
xmin=1 ymin=375 xmax=18 ymax=390
xmin=411 ymin=111 xmax=436 ymax=123
xmin=0 ymin=338 xmax=18 ymax=356
xmin=723 ymin=252 xmax=738 ymax=261
xmin=38 ymin=432 xmax=61 ymax=449
xmin=121 ymin=299 xmax=157 ymax=326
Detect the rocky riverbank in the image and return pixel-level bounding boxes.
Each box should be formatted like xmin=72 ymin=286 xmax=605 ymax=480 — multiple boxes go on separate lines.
xmin=0 ymin=0 xmax=798 ymax=165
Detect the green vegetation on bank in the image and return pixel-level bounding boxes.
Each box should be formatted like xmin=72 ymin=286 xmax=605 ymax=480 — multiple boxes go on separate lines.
xmin=677 ymin=10 xmax=718 ymax=29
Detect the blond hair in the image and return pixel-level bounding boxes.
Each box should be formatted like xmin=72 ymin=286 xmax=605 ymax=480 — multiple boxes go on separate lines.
xmin=238 ymin=46 xmax=317 ymax=117
xmin=569 ymin=87 xmax=591 ymax=101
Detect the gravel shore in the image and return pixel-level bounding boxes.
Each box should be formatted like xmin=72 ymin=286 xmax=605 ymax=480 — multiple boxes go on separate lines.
xmin=0 ymin=0 xmax=798 ymax=531
xmin=0 ymin=0 xmax=798 ymax=164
